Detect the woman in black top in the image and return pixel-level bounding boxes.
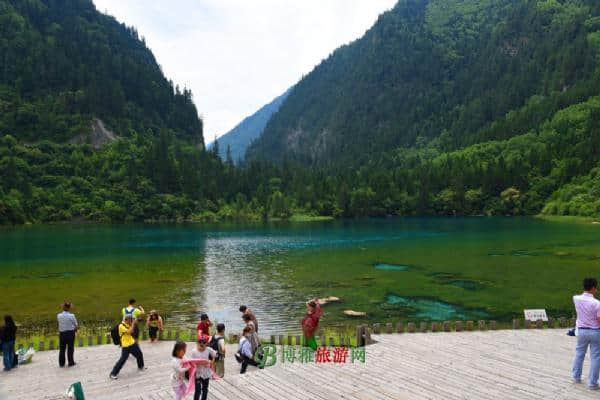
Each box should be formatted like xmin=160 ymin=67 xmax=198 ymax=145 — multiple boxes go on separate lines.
xmin=1 ymin=315 xmax=17 ymax=371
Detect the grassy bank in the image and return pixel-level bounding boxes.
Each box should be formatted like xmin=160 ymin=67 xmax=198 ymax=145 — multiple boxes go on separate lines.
xmin=536 ymin=215 xmax=600 ymax=225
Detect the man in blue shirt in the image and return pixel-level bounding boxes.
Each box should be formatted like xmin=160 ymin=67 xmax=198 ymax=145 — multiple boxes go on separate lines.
xmin=57 ymin=302 xmax=78 ymax=367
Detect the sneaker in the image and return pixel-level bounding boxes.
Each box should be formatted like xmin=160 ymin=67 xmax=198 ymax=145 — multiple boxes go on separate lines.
xmin=109 ymin=374 xmax=118 ymax=380
xmin=68 ymin=363 xmax=77 ymax=367
xmin=138 ymin=366 xmax=148 ymax=371
xmin=589 ymin=385 xmax=599 ymax=390
xmin=572 ymin=379 xmax=582 ymax=384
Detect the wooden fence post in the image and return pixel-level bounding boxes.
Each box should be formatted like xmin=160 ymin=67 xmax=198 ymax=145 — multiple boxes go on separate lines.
xmin=49 ymin=340 xmax=55 ymax=350
xmin=419 ymin=322 xmax=428 ymax=333
xmin=288 ymin=335 xmax=293 ymax=346
xmin=88 ymin=336 xmax=93 ymax=346
xmin=443 ymin=321 xmax=451 ymax=332
xmin=279 ymin=335 xmax=284 ymax=345
xmin=167 ymin=330 xmax=172 ymax=340
xmin=524 ymin=320 xmax=532 ymax=329
xmin=490 ymin=321 xmax=497 ymax=330
xmin=373 ymin=323 xmax=381 ymax=334
xmin=78 ymin=337 xmax=84 ymax=347
xmin=296 ymin=335 xmax=302 ymax=345
xmin=407 ymin=322 xmax=416 ymax=333
xmin=328 ymin=337 xmax=335 ymax=347
xmin=38 ymin=341 xmax=45 ymax=352
xmin=512 ymin=319 xmax=520 ymax=329
xmin=466 ymin=321 xmax=474 ymax=331
xmin=175 ymin=330 xmax=180 ymax=340
xmin=270 ymin=335 xmax=276 ymax=345
xmin=386 ymin=323 xmax=393 ymax=334
xmin=558 ymin=317 xmax=566 ymax=328
xmin=547 ymin=318 xmax=555 ymax=329
xmin=478 ymin=320 xmax=486 ymax=331
xmin=356 ymin=325 xmax=365 ymax=347
xmin=320 ymin=336 xmax=327 ymax=347
xmin=431 ymin=322 xmax=440 ymax=332
xmin=396 ymin=322 xmax=404 ymax=333
xmin=455 ymin=321 xmax=464 ymax=332
xmin=536 ymin=319 xmax=544 ymax=329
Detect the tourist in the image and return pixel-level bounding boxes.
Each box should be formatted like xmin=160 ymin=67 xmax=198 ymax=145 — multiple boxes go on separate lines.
xmin=302 ymin=298 xmax=322 ymax=350
xmin=146 ymin=310 xmax=163 ymax=343
xmin=57 ymin=302 xmax=78 ymax=367
xmin=171 ymin=341 xmax=190 ymax=400
xmin=572 ymin=277 xmax=600 ymax=389
xmin=196 ymin=313 xmax=212 ymax=340
xmin=1 ymin=315 xmax=17 ymax=371
xmin=242 ymin=314 xmax=260 ymax=354
xmin=209 ymin=323 xmax=226 ymax=377
xmin=122 ymin=298 xmax=144 ymax=337
xmin=236 ymin=326 xmax=259 ymax=374
xmin=190 ymin=337 xmax=216 ymax=400
xmin=109 ymin=315 xmax=145 ymax=379
xmin=239 ymin=305 xmax=258 ymax=333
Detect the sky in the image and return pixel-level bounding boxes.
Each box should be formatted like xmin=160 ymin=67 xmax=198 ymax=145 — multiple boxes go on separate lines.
xmin=92 ymin=0 xmax=397 ymax=140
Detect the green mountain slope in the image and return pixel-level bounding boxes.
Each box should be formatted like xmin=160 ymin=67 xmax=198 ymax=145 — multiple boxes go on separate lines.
xmin=0 ymin=0 xmax=203 ymax=144
xmin=210 ymin=87 xmax=291 ymax=163
xmin=249 ymin=0 xmax=600 ymax=165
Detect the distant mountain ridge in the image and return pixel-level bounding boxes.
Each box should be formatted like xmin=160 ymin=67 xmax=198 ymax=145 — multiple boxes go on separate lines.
xmin=211 ymin=88 xmax=291 ymax=163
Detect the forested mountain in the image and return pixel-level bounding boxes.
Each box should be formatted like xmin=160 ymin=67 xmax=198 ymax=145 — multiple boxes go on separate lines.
xmin=0 ymin=0 xmax=203 ymax=144
xmin=2 ymin=0 xmax=600 ymax=224
xmin=248 ymin=0 xmax=600 ymax=166
xmin=210 ymin=88 xmax=291 ymax=163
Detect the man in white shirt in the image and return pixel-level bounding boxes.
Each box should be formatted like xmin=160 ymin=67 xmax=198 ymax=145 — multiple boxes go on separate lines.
xmin=237 ymin=326 xmax=259 ymax=374
xmin=57 ymin=302 xmax=78 ymax=367
xmin=573 ymin=277 xmax=600 ymax=389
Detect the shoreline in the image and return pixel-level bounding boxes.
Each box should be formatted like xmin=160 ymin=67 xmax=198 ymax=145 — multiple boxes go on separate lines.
xmin=535 ymin=214 xmax=600 ymax=225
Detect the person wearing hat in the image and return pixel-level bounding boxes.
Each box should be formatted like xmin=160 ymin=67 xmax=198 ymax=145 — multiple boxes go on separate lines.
xmin=146 ymin=310 xmax=163 ymax=343
xmin=57 ymin=302 xmax=78 ymax=367
xmin=109 ymin=315 xmax=146 ymax=379
xmin=190 ymin=336 xmax=216 ymax=400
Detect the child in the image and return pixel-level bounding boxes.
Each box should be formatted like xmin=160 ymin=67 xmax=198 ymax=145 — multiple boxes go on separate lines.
xmin=209 ymin=323 xmax=226 ymax=377
xmin=190 ymin=337 xmax=216 ymax=400
xmin=171 ymin=341 xmax=190 ymax=400
xmin=146 ymin=310 xmax=163 ymax=343
xmin=196 ymin=313 xmax=212 ymax=341
xmin=302 ymin=299 xmax=322 ymax=350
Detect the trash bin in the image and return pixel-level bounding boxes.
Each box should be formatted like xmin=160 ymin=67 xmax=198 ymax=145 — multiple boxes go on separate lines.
xmin=66 ymin=381 xmax=85 ymax=400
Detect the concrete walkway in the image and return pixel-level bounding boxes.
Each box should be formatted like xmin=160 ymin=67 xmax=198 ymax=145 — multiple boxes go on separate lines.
xmin=0 ymin=330 xmax=595 ymax=399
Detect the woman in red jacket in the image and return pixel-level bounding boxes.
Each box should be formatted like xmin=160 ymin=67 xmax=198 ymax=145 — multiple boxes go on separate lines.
xmin=301 ymin=299 xmax=322 ymax=350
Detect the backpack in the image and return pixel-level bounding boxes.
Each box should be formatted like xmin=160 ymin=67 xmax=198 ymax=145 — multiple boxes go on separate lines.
xmin=209 ymin=336 xmax=224 ymax=360
xmin=123 ymin=308 xmax=140 ymax=339
xmin=110 ymin=323 xmax=125 ymax=346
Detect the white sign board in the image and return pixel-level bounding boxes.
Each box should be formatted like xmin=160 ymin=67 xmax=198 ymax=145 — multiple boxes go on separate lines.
xmin=524 ymin=309 xmax=548 ymax=321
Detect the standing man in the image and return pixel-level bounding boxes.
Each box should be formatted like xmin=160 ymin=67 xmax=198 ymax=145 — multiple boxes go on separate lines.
xmin=57 ymin=302 xmax=78 ymax=367
xmin=122 ymin=298 xmax=144 ymax=341
xmin=109 ymin=315 xmax=145 ymax=379
xmin=572 ymin=277 xmax=600 ymax=389
xmin=239 ymin=305 xmax=258 ymax=333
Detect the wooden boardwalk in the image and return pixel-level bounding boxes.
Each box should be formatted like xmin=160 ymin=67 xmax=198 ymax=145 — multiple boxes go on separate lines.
xmin=0 ymin=330 xmax=596 ymax=399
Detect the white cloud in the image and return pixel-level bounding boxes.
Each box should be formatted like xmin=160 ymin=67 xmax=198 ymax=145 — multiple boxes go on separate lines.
xmin=92 ymin=0 xmax=397 ymax=139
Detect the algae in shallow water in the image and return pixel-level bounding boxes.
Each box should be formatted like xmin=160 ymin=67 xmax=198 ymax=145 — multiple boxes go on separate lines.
xmin=373 ymin=263 xmax=410 ymax=271
xmin=384 ymin=294 xmax=489 ymax=320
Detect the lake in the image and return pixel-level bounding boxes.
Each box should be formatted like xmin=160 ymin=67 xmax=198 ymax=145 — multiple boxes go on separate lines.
xmin=1 ymin=217 xmax=597 ymax=335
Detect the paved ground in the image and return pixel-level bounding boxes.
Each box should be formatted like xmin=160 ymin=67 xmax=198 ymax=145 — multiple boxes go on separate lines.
xmin=0 ymin=330 xmax=596 ymax=399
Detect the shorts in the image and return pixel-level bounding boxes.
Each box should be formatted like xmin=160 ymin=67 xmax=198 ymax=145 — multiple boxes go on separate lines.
xmin=149 ymin=326 xmax=159 ymax=339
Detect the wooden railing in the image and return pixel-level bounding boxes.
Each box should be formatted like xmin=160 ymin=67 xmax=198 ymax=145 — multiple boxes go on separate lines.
xmin=16 ymin=317 xmax=574 ymax=352
xmin=353 ymin=317 xmax=575 ymax=347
